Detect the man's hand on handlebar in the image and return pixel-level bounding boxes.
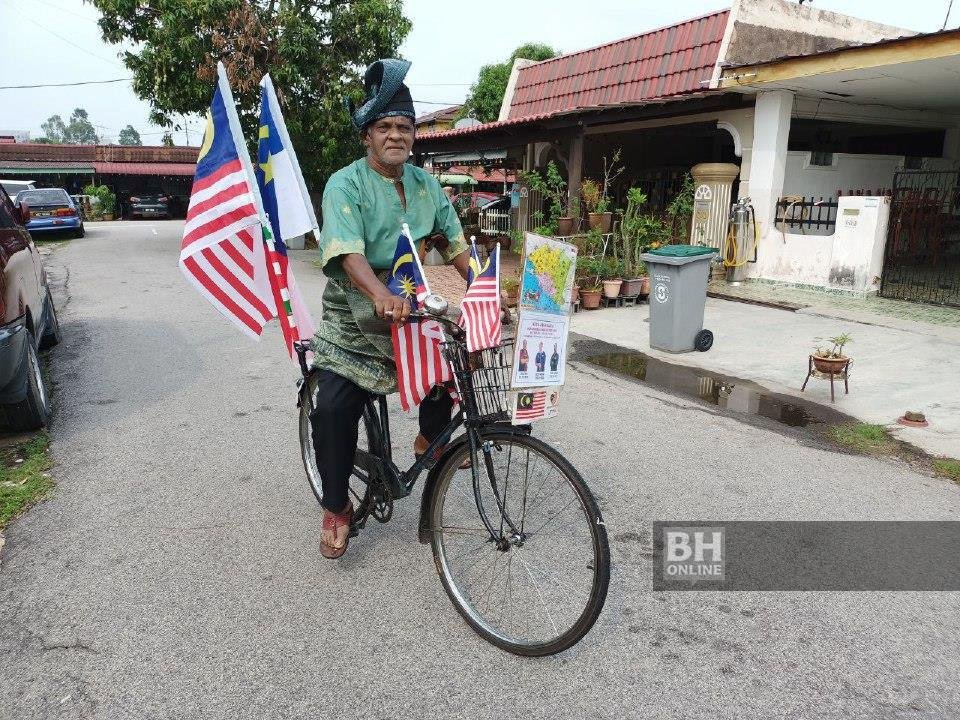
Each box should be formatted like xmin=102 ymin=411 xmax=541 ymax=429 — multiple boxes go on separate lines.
xmin=375 ymin=294 xmax=411 ymax=324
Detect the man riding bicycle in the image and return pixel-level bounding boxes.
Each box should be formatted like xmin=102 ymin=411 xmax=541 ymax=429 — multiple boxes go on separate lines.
xmin=311 ymin=59 xmax=474 ymax=558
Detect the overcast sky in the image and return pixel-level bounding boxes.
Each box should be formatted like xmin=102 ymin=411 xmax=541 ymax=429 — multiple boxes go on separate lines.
xmin=0 ymin=0 xmax=956 ymax=146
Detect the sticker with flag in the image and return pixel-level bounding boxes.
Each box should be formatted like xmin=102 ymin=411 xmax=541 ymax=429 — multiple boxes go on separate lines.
xmin=511 ymin=389 xmax=560 ymax=424
xmin=255 ymin=74 xmax=317 ymax=359
xmin=388 ymin=225 xmax=452 ymax=411
xmin=179 ymin=62 xmax=276 ymax=339
xmin=460 ymin=241 xmax=502 ymax=352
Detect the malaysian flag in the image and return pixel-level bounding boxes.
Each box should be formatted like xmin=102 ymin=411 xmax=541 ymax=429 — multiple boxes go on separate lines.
xmin=514 ymin=390 xmax=547 ymax=422
xmin=460 ymin=242 xmax=501 ymax=352
xmin=179 ymin=63 xmax=276 ymax=339
xmin=387 ymin=225 xmax=452 ymax=411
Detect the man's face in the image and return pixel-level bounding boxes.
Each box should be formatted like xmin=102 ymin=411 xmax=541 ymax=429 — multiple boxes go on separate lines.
xmin=364 ymin=116 xmax=415 ymax=167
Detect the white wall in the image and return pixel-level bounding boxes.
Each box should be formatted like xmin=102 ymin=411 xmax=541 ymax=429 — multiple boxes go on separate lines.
xmin=749 ymin=195 xmax=890 ymax=293
xmin=782 ymin=151 xmax=902 ymax=200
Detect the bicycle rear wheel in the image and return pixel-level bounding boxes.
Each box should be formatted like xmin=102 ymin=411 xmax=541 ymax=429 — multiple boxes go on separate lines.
xmin=298 ymin=371 xmax=373 ymax=513
xmin=428 ymin=431 xmax=610 ymax=656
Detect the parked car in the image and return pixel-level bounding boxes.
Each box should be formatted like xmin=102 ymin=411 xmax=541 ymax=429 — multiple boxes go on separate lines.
xmin=15 ymin=188 xmax=84 ymax=238
xmin=0 ymin=188 xmax=60 ymax=431
xmin=452 ymin=191 xmax=499 ymax=213
xmin=1 ymin=179 xmax=36 ymax=199
xmin=128 ymin=188 xmax=173 ymax=219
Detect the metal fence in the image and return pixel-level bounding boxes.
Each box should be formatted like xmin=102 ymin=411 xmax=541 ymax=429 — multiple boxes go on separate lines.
xmin=479 ymin=206 xmax=511 ymax=236
xmin=879 ymin=169 xmax=960 ymax=307
xmin=774 ymin=196 xmax=838 ymax=234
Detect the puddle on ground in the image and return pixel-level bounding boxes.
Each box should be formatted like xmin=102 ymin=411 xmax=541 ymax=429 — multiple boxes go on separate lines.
xmin=587 ymin=351 xmax=852 ymax=428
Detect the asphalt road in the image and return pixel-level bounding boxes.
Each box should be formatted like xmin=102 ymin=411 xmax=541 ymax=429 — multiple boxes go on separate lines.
xmin=2 ymin=220 xmax=959 ymax=719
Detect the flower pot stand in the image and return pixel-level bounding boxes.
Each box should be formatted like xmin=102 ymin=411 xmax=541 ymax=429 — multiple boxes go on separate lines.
xmin=620 ymin=292 xmax=644 ymax=308
xmin=800 ymin=355 xmax=852 ymax=402
xmin=601 ymin=295 xmax=625 ymax=308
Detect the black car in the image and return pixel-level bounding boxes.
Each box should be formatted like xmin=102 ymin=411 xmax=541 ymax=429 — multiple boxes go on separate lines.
xmin=128 ymin=189 xmax=172 ymax=219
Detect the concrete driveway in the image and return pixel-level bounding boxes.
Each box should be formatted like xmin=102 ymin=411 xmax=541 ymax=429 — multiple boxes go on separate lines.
xmin=2 ymin=220 xmax=959 ymax=719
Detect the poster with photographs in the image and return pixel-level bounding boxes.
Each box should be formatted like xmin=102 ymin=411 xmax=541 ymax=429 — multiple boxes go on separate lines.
xmin=511 ymin=311 xmax=568 ymax=388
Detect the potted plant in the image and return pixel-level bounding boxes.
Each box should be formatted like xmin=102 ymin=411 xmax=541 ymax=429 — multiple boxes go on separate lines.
xmin=576 ymin=256 xmax=604 ymax=309
xmin=812 ymin=333 xmax=852 ymax=373
xmin=597 ymin=149 xmax=624 ymax=233
xmin=521 ymin=161 xmax=577 ymax=237
xmin=621 ymin=260 xmax=648 ymax=297
xmin=601 ymin=256 xmax=623 ymax=298
xmin=558 ymin=197 xmax=579 ymax=237
xmin=83 ymin=183 xmax=117 ymax=221
xmin=582 ymin=178 xmax=605 ymax=231
xmin=615 ymin=188 xmax=666 ymax=295
xmin=501 ymin=276 xmax=520 ymax=307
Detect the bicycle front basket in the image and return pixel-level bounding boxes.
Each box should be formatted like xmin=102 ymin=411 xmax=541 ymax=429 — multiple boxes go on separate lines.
xmin=443 ymin=338 xmax=514 ymax=423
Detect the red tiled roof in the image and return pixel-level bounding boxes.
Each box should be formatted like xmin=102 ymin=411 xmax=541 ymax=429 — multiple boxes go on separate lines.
xmin=508 ymin=9 xmax=729 ymax=120
xmin=0 ymin=143 xmax=200 ymax=164
xmin=418 ymin=111 xmax=561 ymax=140
xmin=93 ymin=161 xmax=196 ymax=176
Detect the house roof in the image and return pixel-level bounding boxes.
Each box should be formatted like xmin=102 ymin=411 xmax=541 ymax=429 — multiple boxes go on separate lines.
xmin=415 ymin=105 xmax=462 ymax=125
xmin=0 ymin=143 xmax=199 ymax=164
xmin=0 ymin=159 xmax=94 ymax=175
xmin=93 ymin=161 xmax=197 ymax=176
xmin=506 ymin=8 xmax=729 ymax=120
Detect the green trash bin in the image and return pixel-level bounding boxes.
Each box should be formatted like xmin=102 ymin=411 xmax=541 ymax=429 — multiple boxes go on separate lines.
xmin=640 ymin=245 xmax=717 ymax=352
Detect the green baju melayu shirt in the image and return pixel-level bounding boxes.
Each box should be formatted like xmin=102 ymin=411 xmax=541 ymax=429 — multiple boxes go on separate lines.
xmin=312 ymin=158 xmax=468 ymax=394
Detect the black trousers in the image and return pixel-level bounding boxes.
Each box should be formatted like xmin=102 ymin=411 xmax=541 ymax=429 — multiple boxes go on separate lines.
xmin=309 ymin=369 xmax=453 ymax=512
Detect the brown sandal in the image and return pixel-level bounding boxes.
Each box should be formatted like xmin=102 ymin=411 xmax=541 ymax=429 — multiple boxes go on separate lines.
xmin=320 ymin=502 xmax=354 ymax=559
xmin=414 ymin=434 xmax=471 ymax=470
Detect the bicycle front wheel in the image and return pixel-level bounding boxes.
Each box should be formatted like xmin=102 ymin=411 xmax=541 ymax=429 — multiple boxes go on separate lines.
xmin=428 ymin=432 xmax=610 ymax=656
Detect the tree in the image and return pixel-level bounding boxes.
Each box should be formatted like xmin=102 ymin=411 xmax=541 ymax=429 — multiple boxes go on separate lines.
xmin=40 ymin=114 xmax=68 ymax=143
xmin=161 ymin=132 xmax=174 ymax=147
xmin=118 ymin=125 xmax=143 ymax=145
xmin=90 ymin=0 xmax=411 ymax=190
xmin=460 ymin=43 xmax=559 ymax=123
xmin=39 ymin=108 xmax=99 ymax=144
xmin=66 ymin=108 xmax=99 ymax=144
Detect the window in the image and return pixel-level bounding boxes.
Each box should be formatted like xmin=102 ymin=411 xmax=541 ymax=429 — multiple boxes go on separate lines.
xmin=809 ymin=151 xmax=835 ymax=167
xmin=904 ymin=156 xmax=924 ymax=170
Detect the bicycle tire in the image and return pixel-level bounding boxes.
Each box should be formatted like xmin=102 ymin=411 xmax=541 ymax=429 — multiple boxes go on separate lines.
xmin=428 ymin=431 xmax=610 ymax=656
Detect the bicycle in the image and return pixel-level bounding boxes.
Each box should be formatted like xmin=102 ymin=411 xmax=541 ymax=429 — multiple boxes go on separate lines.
xmin=295 ymin=294 xmax=610 ymax=656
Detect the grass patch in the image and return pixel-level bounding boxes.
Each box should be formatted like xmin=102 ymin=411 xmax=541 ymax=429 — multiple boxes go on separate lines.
xmin=827 ymin=423 xmax=895 ymax=454
xmin=0 ymin=434 xmax=54 ymax=530
xmin=932 ymin=458 xmax=960 ymax=483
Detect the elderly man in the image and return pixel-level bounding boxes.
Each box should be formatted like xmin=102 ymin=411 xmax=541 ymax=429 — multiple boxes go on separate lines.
xmin=310 ymin=59 xmax=472 ymax=558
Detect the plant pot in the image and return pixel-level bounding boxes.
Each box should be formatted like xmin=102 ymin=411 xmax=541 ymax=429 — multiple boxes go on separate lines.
xmin=571 ymin=286 xmax=580 ymax=304
xmin=588 ymin=213 xmax=605 ymax=231
xmin=640 ymin=276 xmax=650 ymax=295
xmin=502 ymin=290 xmax=518 ymax=308
xmin=103 ymin=213 xmax=114 ymax=221
xmin=580 ymin=290 xmax=602 ymax=309
xmin=812 ymin=355 xmax=849 ymax=374
xmin=619 ymin=278 xmax=645 ymax=296
xmin=557 ymin=216 xmax=575 ymax=236
xmin=600 ymin=212 xmax=613 ymax=232
xmin=602 ymin=279 xmax=622 ymax=298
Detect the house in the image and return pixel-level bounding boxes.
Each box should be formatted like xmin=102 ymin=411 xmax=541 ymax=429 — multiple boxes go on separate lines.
xmin=415 ymin=105 xmax=462 ymax=133
xmin=414 ymin=0 xmax=960 ymax=307
xmin=0 ymin=142 xmax=198 ymax=216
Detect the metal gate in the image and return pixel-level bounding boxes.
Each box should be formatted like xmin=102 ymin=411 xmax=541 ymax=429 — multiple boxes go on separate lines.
xmin=879 ymin=169 xmax=960 ymax=307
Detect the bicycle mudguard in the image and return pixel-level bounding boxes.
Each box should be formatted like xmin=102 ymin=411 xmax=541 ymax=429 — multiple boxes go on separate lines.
xmin=416 ymin=423 xmax=532 ymax=545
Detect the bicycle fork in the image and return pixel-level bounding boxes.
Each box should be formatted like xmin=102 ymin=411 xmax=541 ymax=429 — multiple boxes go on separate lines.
xmin=468 ymin=431 xmax=524 ymax=550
